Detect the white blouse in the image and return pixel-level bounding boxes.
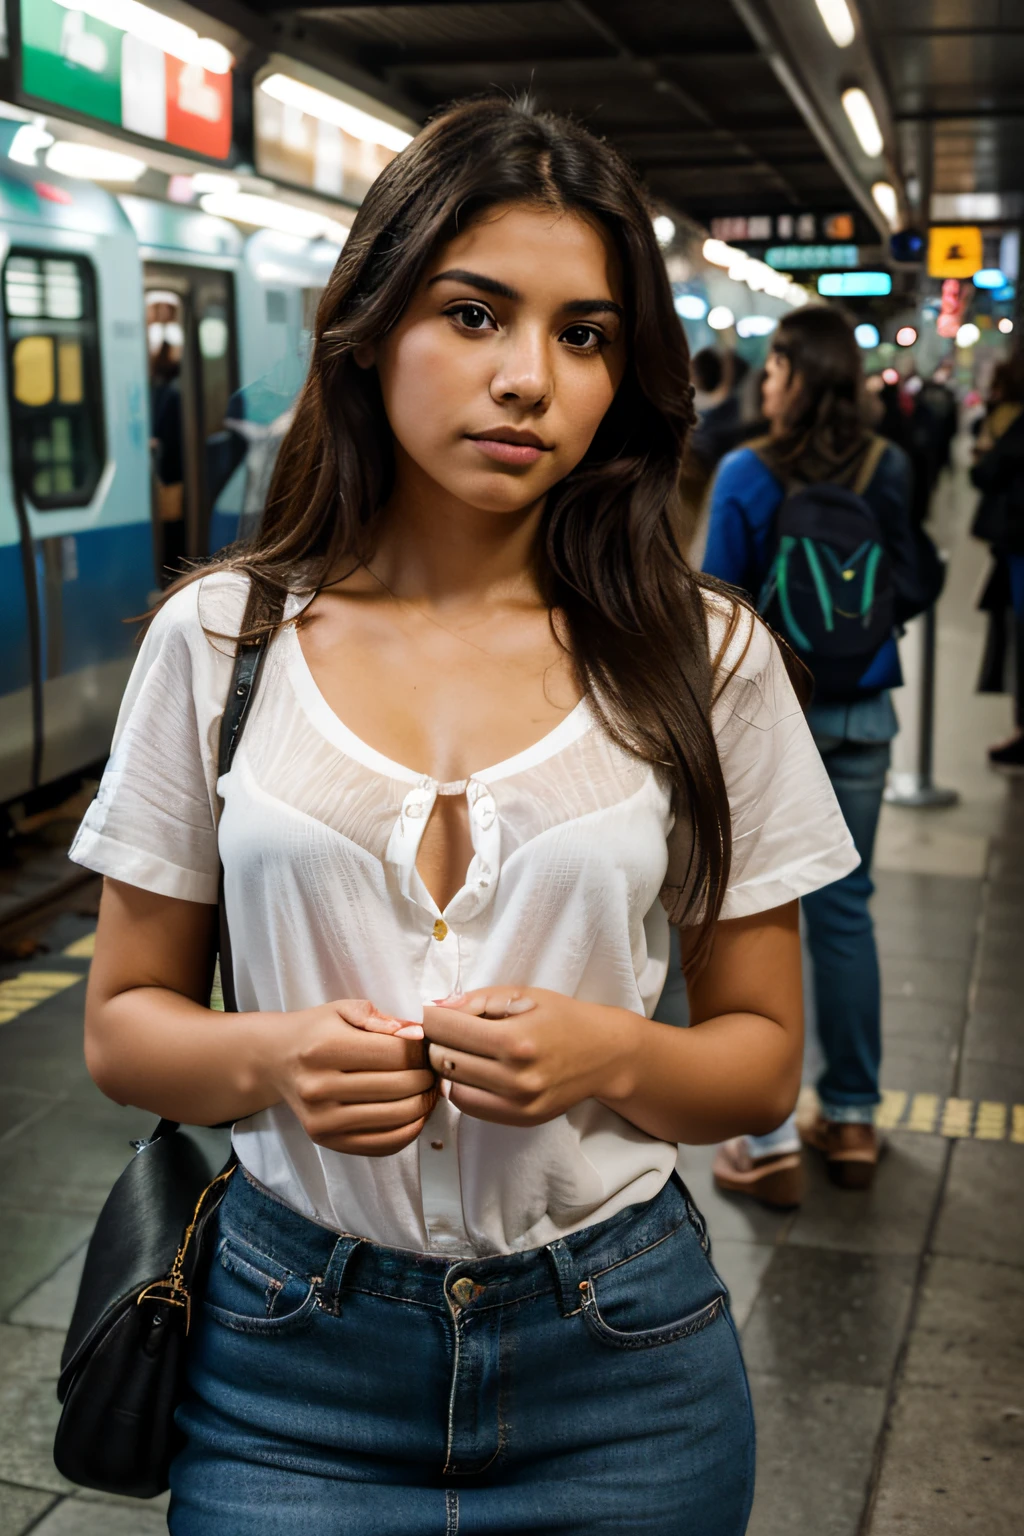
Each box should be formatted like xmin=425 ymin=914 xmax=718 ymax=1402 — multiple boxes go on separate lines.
xmin=71 ymin=573 xmax=857 ymax=1257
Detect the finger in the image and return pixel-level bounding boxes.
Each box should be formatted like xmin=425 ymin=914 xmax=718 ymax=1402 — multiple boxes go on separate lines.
xmin=426 ymin=1043 xmax=528 ymax=1100
xmin=319 ymin=1030 xmax=431 ymax=1074
xmin=300 ymin=1068 xmax=437 ymax=1105
xmin=433 ymin=988 xmax=537 ymax=1019
xmin=422 ymin=1005 xmax=516 ymax=1058
xmin=317 ymin=1117 xmax=429 ymax=1157
xmin=334 ymin=1000 xmax=422 ymax=1038
xmin=447 ymin=1084 xmax=541 ymax=1126
xmin=308 ymin=1091 xmax=436 ymax=1137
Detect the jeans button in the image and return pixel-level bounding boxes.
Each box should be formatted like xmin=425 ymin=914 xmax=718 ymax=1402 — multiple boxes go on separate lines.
xmin=450 ymin=1277 xmax=476 ymax=1307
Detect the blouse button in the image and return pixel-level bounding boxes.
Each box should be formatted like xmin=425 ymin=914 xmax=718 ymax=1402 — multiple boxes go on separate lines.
xmin=432 ymin=918 xmax=448 ymax=941
xmin=431 ymin=1140 xmax=444 ymax=1151
xmin=404 ymin=801 xmax=424 ymax=819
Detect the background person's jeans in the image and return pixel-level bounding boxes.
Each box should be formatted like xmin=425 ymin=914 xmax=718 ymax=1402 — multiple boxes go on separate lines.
xmin=169 ymin=1169 xmax=755 ymax=1535
xmin=747 ymin=734 xmax=890 ymax=1155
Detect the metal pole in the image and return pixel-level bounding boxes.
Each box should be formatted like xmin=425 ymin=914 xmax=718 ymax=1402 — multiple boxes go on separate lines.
xmin=884 ymin=597 xmax=958 ymax=808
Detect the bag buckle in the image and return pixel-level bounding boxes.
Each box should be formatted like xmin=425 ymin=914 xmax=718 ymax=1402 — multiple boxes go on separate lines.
xmin=136 ymin=1165 xmax=236 ymax=1334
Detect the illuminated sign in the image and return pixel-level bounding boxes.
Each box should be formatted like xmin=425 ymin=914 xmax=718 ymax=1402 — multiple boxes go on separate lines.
xmin=765 ymin=244 xmax=858 ymax=271
xmin=927 ymin=226 xmax=983 ymax=279
xmin=818 ymin=271 xmax=892 ymax=297
xmin=711 ymin=212 xmax=856 ymax=244
xmin=254 ymin=70 xmax=411 ymax=204
xmin=18 ymin=0 xmax=232 ymax=160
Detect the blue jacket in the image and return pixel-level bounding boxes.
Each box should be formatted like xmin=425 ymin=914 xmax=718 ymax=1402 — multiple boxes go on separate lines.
xmin=703 ymin=444 xmax=913 ymax=742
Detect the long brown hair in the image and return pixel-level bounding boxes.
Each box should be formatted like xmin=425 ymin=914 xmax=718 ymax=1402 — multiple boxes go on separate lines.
xmin=763 ymin=306 xmax=872 ymax=483
xmin=173 ymin=95 xmax=744 ymax=963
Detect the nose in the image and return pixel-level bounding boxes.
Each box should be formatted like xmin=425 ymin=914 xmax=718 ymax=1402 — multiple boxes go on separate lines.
xmin=488 ymin=323 xmax=552 ymax=410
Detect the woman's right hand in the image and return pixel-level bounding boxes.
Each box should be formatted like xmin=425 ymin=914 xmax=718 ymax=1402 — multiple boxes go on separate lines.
xmin=266 ymin=999 xmax=439 ymax=1157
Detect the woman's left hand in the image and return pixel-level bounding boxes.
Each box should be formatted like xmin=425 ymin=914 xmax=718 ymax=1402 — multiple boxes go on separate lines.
xmin=421 ymin=988 xmax=639 ymax=1126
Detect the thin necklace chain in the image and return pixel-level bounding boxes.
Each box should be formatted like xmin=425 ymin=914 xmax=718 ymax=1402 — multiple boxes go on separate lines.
xmin=362 ymin=561 xmax=515 ymax=662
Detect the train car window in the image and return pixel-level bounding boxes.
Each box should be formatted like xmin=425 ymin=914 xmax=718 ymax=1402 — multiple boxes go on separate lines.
xmin=2 ymin=252 xmax=105 ymax=508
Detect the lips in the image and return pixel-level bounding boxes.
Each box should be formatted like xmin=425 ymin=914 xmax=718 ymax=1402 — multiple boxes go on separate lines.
xmin=465 ymin=426 xmax=551 ymax=467
xmin=467 ymin=427 xmax=549 ymax=450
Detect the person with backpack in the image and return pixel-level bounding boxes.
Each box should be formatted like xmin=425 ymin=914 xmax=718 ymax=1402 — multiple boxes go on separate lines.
xmin=701 ymin=306 xmax=941 ymax=1202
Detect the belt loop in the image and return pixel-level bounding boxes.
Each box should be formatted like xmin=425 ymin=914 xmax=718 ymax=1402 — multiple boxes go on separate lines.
xmin=544 ymin=1238 xmax=581 ymax=1318
xmin=317 ymin=1234 xmax=362 ymax=1317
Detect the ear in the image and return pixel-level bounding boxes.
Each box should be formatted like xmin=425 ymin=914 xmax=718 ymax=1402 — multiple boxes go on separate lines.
xmin=352 ymin=341 xmax=377 ymax=370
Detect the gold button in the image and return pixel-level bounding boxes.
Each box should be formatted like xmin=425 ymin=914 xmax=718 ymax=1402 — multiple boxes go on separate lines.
xmin=432 ymin=919 xmax=448 ymax=941
xmin=450 ymin=1277 xmax=476 ymax=1306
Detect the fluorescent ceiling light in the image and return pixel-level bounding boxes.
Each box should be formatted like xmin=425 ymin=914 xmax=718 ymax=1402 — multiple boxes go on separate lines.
xmin=8 ymin=121 xmax=54 ymax=166
xmin=701 ymin=238 xmax=807 ymax=307
xmin=653 ymin=215 xmax=676 ymax=247
xmin=736 ymin=315 xmax=778 ymax=338
xmin=260 ymin=73 xmax=413 ymax=153
xmin=674 ymin=293 xmax=707 ymax=320
xmin=53 ymin=0 xmax=233 ymax=73
xmin=814 ymin=0 xmax=855 ymax=47
xmin=955 ymin=322 xmax=980 ymax=348
xmin=841 ymin=87 xmax=883 ymax=158
xmin=871 ymin=181 xmax=898 ymax=228
xmin=707 ymin=306 xmax=735 ymax=331
xmin=854 ymin=323 xmax=879 ymax=348
xmin=200 ymin=190 xmax=348 ymax=243
xmin=46 ymin=141 xmax=146 ymax=182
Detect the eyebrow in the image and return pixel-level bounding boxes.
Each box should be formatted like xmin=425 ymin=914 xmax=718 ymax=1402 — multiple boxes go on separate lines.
xmin=427 ymin=268 xmax=624 ymax=320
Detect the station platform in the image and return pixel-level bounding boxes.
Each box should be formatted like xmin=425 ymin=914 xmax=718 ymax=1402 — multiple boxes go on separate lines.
xmin=0 ymin=452 xmax=1020 ymax=1535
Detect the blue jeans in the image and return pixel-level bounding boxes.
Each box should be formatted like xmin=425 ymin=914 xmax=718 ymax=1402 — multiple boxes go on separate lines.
xmin=169 ymin=1169 xmax=754 ymax=1535
xmin=803 ymin=735 xmax=889 ymax=1122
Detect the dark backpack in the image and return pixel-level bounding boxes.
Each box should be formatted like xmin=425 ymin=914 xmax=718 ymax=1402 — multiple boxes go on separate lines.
xmin=756 ymin=437 xmax=895 ymax=701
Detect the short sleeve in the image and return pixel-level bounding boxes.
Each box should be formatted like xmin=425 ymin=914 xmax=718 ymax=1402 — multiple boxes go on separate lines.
xmin=663 ymin=601 xmax=859 ymax=925
xmin=69 ymin=574 xmax=247 ymax=903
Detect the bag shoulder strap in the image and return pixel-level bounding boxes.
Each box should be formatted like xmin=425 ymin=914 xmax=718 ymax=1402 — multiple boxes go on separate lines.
xmin=217 ymin=580 xmax=287 ymax=778
xmin=851 ymin=435 xmax=889 ymax=499
xmin=216 ymin=579 xmax=287 ymax=1017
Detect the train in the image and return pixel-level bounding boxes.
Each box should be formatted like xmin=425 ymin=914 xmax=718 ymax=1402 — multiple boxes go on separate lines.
xmin=0 ymin=118 xmax=341 ymax=813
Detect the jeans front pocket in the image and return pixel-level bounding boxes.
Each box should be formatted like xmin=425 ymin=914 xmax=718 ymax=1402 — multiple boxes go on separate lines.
xmin=203 ymin=1232 xmax=319 ymax=1337
xmin=579 ymin=1219 xmax=726 ymax=1351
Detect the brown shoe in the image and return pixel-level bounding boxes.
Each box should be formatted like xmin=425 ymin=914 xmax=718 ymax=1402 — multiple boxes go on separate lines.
xmin=712 ymin=1137 xmax=805 ymax=1209
xmin=799 ymin=1113 xmax=881 ymax=1190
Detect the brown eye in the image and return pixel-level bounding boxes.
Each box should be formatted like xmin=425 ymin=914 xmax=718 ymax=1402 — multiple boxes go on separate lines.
xmin=448 ymin=303 xmax=495 ymax=331
xmin=561 ymin=324 xmax=603 ymax=351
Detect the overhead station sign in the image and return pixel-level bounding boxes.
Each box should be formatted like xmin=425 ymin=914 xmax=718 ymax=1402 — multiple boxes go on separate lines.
xmin=710 ymin=212 xmax=858 ymax=246
xmin=254 ymin=68 xmax=414 ymax=206
xmin=18 ymin=0 xmax=233 ymax=160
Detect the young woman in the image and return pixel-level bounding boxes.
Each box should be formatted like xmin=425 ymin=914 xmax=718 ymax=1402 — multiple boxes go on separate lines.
xmin=703 ymin=308 xmax=920 ymax=1204
xmin=72 ymin=100 xmax=856 ymax=1534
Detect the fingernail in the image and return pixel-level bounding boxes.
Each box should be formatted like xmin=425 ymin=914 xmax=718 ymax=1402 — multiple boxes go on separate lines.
xmin=432 ymin=992 xmax=465 ymax=1006
xmin=396 ymin=1024 xmax=425 ymax=1039
xmin=505 ymin=999 xmax=537 ymax=1013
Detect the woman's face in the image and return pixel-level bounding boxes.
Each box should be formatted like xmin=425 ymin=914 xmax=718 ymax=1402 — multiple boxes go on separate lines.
xmin=365 ymin=201 xmax=628 ymax=515
xmin=762 ymin=346 xmax=796 ymax=426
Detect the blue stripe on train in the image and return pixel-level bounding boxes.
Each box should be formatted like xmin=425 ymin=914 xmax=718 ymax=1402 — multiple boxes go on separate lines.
xmin=0 ymin=537 xmax=32 ymax=695
xmin=59 ymin=520 xmax=154 ymax=670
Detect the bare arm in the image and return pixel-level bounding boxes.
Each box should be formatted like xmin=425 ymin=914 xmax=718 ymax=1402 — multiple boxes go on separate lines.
xmin=421 ymin=901 xmax=803 ymax=1144
xmin=85 ymin=877 xmax=437 ymax=1155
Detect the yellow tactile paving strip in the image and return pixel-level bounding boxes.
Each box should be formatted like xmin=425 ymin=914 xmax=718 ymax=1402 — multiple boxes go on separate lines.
xmin=0 ymin=933 xmax=1020 ymax=1144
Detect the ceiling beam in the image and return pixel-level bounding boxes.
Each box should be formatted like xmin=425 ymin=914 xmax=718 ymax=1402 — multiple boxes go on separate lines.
xmin=382 ymin=50 xmax=760 ymax=83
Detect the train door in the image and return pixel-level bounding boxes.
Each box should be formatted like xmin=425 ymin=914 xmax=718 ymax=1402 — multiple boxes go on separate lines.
xmin=143 ymin=264 xmax=238 ymax=580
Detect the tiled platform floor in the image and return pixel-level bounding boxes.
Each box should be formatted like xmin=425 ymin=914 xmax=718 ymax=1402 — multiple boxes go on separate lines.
xmin=0 ymin=457 xmax=1021 ymax=1533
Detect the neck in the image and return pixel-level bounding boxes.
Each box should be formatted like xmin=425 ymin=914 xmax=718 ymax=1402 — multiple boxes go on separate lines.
xmin=369 ymin=447 xmax=547 ymax=609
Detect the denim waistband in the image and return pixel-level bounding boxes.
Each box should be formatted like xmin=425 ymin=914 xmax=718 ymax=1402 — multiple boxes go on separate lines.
xmin=218 ymin=1169 xmax=698 ymax=1318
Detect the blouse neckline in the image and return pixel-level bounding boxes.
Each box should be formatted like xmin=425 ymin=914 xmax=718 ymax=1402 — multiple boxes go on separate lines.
xmin=282 ymin=616 xmax=593 ymax=788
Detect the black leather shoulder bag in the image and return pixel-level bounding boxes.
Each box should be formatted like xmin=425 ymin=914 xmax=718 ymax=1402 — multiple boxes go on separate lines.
xmin=53 ymin=583 xmax=285 ymax=1499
